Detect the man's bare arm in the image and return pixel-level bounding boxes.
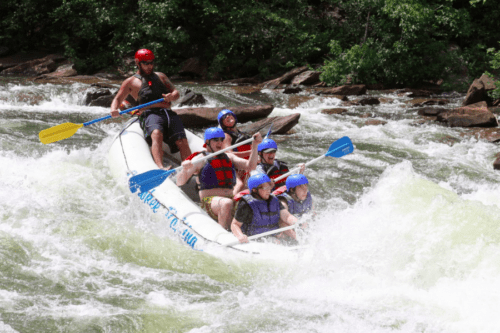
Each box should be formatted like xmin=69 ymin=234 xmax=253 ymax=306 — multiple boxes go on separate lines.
xmin=110 ymin=77 xmax=135 ymax=117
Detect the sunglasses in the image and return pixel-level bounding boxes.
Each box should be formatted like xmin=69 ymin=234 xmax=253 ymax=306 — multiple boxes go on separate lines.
xmin=140 ymin=61 xmax=154 ymax=65
xmin=257 ymin=186 xmax=273 ymax=192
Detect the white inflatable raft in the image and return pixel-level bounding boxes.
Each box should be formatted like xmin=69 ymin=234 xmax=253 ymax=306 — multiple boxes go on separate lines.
xmin=107 ymin=118 xmax=296 ymax=255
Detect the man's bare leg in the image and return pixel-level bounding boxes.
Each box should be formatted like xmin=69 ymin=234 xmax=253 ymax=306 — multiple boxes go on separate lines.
xmin=175 ymin=138 xmax=192 ymax=161
xmin=211 ymin=197 xmax=234 ymax=230
xmin=150 ymin=129 xmax=165 ymax=169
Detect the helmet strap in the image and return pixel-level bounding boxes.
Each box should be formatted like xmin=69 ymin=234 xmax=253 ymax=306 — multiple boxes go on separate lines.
xmin=206 ymin=140 xmax=215 ymax=153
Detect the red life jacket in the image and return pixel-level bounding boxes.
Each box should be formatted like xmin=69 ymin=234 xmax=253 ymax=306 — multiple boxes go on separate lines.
xmin=233 ymin=189 xmax=250 ymax=202
xmin=186 ymin=151 xmax=202 ymax=160
xmin=199 ymin=153 xmax=236 ymax=190
xmin=272 ymin=185 xmax=287 ymax=196
xmin=257 ymin=160 xmax=289 ymax=187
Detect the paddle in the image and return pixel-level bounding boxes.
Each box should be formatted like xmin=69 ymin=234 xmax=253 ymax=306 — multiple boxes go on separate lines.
xmin=264 ymin=123 xmax=273 ymax=139
xmin=273 ymin=136 xmax=354 ymax=183
xmin=224 ymin=224 xmax=298 ymax=247
xmin=39 ymin=98 xmax=165 ymax=144
xmin=129 ymin=136 xmax=256 ymax=193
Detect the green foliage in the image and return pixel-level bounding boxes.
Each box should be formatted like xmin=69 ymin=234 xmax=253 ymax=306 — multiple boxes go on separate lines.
xmin=486 ymin=46 xmax=500 ymax=100
xmin=1 ymin=0 xmax=500 ymax=86
xmin=320 ymin=40 xmax=380 ymax=85
xmin=321 ymin=0 xmax=469 ymax=87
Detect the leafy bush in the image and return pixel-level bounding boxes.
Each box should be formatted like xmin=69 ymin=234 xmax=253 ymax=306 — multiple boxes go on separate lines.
xmin=1 ymin=0 xmax=500 ymax=85
xmin=486 ymin=46 xmax=500 ymax=100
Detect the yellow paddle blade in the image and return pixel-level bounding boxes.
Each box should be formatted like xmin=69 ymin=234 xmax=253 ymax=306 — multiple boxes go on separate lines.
xmin=39 ymin=122 xmax=84 ymax=144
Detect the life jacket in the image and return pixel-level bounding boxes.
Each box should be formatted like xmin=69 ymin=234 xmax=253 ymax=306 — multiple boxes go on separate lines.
xmin=257 ymin=160 xmax=289 ymax=187
xmin=134 ymin=72 xmax=170 ymax=105
xmin=233 ymin=189 xmax=250 ymax=202
xmin=272 ymin=185 xmax=287 ymax=196
xmin=277 ymin=191 xmax=313 ymax=218
xmin=186 ymin=151 xmax=202 ymax=161
xmin=199 ymin=153 xmax=236 ymax=190
xmin=224 ymin=128 xmax=252 ymax=156
xmin=240 ymin=194 xmax=280 ymax=236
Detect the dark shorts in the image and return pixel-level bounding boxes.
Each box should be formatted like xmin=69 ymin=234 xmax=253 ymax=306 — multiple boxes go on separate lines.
xmin=140 ymin=108 xmax=187 ymax=153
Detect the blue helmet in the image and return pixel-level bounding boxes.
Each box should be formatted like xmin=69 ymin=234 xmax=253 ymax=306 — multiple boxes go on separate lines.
xmin=257 ymin=138 xmax=278 ymax=153
xmin=247 ymin=173 xmax=271 ymax=191
xmin=204 ymin=127 xmax=225 ymax=141
xmin=217 ymin=109 xmax=237 ymax=127
xmin=286 ymin=174 xmax=309 ymax=190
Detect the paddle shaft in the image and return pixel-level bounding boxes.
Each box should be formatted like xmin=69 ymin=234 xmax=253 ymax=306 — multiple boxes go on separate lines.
xmin=171 ymin=136 xmax=255 ymax=176
xmin=273 ymin=154 xmax=326 ymax=183
xmin=83 ymin=98 xmax=165 ymax=127
xmin=225 ymin=224 xmax=297 ymax=247
xmin=273 ymin=141 xmax=351 ymax=183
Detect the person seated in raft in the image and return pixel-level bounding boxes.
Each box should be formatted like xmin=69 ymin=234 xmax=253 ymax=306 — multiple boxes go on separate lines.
xmin=217 ymin=109 xmax=253 ymax=194
xmin=273 ymin=174 xmax=313 ymax=219
xmin=254 ymin=138 xmax=305 ymax=190
xmin=231 ymin=173 xmax=298 ymax=244
xmin=176 ymin=127 xmax=262 ymax=230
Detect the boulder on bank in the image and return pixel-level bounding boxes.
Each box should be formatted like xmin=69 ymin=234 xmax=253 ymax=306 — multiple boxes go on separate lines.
xmin=1 ymin=54 xmax=66 ymax=76
xmin=40 ymin=63 xmax=77 ymax=78
xmin=238 ymin=113 xmax=301 ymax=135
xmin=317 ymin=84 xmax=367 ymax=96
xmin=178 ymin=90 xmax=207 ymax=107
xmin=85 ymin=88 xmax=113 ymax=106
xmin=437 ymin=101 xmax=499 ymax=128
xmin=221 ymin=77 xmax=260 ymax=85
xmin=174 ymin=105 xmax=274 ymax=128
xmin=261 ymin=66 xmax=309 ymax=89
xmin=396 ymin=88 xmax=436 ymax=98
xmin=406 ymin=98 xmax=448 ymax=107
xmin=291 ymin=71 xmax=321 ymax=86
xmin=417 ymin=107 xmax=446 ymax=117
xmin=463 ymin=74 xmax=497 ymax=106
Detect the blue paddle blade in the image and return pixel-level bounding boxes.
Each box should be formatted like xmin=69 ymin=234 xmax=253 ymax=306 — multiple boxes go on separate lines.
xmin=326 ymin=136 xmax=354 ymax=158
xmin=128 ymin=169 xmax=176 ymax=193
xmin=265 ymin=123 xmax=273 ymax=139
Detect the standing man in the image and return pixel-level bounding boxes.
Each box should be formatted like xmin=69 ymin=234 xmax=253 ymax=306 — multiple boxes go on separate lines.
xmin=110 ymin=49 xmax=191 ymax=169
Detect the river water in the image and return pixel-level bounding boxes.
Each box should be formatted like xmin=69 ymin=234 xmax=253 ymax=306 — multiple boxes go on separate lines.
xmin=1 ymin=77 xmax=500 ymax=332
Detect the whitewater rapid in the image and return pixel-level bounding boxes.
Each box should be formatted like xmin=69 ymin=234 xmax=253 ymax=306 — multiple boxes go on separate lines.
xmin=1 ymin=78 xmax=500 ymax=332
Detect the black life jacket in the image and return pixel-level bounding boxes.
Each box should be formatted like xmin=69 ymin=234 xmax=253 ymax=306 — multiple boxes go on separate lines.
xmin=224 ymin=128 xmax=252 ymax=154
xmin=134 ymin=72 xmax=171 ymax=104
xmin=257 ymin=160 xmax=289 ymax=187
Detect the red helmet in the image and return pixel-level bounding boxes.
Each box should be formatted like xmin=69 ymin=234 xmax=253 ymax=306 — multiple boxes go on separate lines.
xmin=135 ymin=49 xmax=155 ymax=62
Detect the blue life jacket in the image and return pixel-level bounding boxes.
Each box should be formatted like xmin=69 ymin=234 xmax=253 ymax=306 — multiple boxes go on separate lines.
xmin=278 ymin=191 xmax=312 ymax=217
xmin=240 ymin=194 xmax=280 ymax=236
xmin=199 ymin=153 xmax=236 ymax=190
